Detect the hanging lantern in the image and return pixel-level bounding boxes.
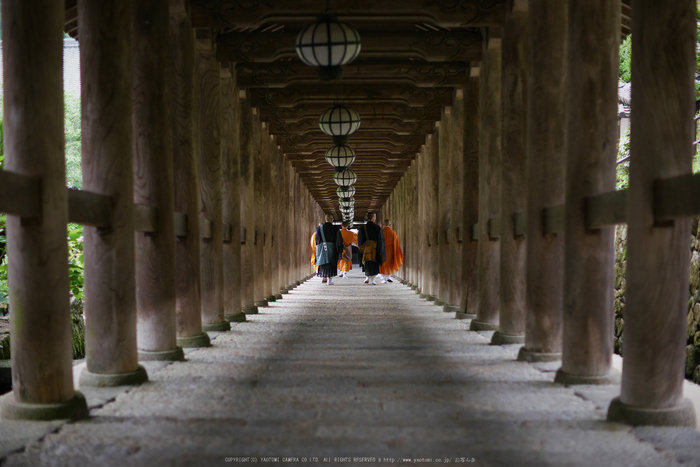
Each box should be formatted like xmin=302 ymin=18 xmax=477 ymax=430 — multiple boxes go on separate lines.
xmin=339 ymin=197 xmax=355 ymax=208
xmin=325 ymin=145 xmax=356 ymax=170
xmin=295 ymin=15 xmax=361 ymax=81
xmin=319 ymin=104 xmax=361 ymax=145
xmin=337 ymin=186 xmax=356 ymax=198
xmin=333 ymin=168 xmax=357 ymax=186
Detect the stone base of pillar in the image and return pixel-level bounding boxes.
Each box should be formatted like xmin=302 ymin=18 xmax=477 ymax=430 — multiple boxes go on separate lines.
xmin=401 ymin=280 xmax=408 ymax=285
xmin=418 ymin=293 xmax=428 ymax=299
xmin=202 ymin=321 xmax=231 ymax=332
xmin=138 ymin=346 xmax=185 ymax=362
xmin=266 ymin=295 xmax=276 ymax=302
xmin=177 ymin=332 xmax=211 ymax=348
xmin=280 ymin=288 xmax=290 ymax=294
xmin=434 ymin=299 xmax=446 ymax=306
xmin=455 ymin=311 xmax=477 ymax=320
xmin=410 ymin=285 xmax=418 ymax=290
xmin=554 ymin=368 xmax=617 ymax=386
xmin=443 ymin=305 xmax=460 ymax=313
xmin=414 ymin=288 xmax=421 ymax=294
xmin=226 ymin=313 xmax=247 ymax=322
xmin=470 ymin=320 xmax=500 ymax=331
xmin=517 ymin=347 xmax=561 ymax=362
xmin=0 ymin=391 xmax=89 ymax=421
xmin=254 ymin=300 xmax=269 ymax=308
xmin=607 ymin=397 xmax=696 ymax=427
xmin=296 ymin=281 xmax=302 ymax=286
xmin=427 ymin=295 xmax=437 ymax=302
xmin=79 ymin=364 xmax=148 ymax=388
xmin=491 ymin=331 xmax=525 ymax=345
xmin=243 ymin=306 xmax=259 ymax=315
xmin=274 ymin=293 xmax=283 ymax=300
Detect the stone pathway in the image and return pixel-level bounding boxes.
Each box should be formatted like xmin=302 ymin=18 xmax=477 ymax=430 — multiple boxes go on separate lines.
xmin=1 ymin=269 xmax=700 ymax=466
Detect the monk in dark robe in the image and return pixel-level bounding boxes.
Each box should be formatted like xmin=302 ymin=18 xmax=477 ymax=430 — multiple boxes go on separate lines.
xmin=358 ymin=211 xmax=386 ymax=285
xmin=315 ymin=214 xmax=343 ymax=285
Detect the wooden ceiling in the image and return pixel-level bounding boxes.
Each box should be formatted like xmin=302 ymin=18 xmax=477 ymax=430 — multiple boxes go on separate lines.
xmin=63 ymin=0 xmax=632 ymax=220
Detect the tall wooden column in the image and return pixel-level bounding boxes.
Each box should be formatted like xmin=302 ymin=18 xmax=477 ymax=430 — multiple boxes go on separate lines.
xmin=195 ymin=29 xmax=229 ymax=332
xmin=79 ymin=0 xmax=148 ymax=388
xmin=518 ymin=0 xmax=566 ymax=362
xmin=262 ymin=128 xmax=274 ymax=303
xmin=0 ymin=0 xmax=88 ymax=420
xmin=472 ymin=31 xmax=502 ymax=332
xmin=436 ymin=110 xmax=452 ymax=307
xmin=556 ymin=0 xmax=617 ymax=385
xmin=169 ymin=2 xmax=210 ymax=348
xmin=493 ymin=3 xmax=528 ymax=345
xmin=428 ymin=129 xmax=440 ymax=301
xmin=608 ymin=1 xmax=697 ymax=427
xmin=272 ymin=143 xmax=283 ymax=300
xmin=459 ymin=69 xmax=480 ymax=319
xmin=447 ymin=90 xmax=464 ymax=312
xmin=279 ymin=156 xmax=291 ymax=294
xmin=253 ymin=114 xmax=268 ymax=307
xmin=132 ymin=0 xmax=183 ymax=361
xmin=418 ymin=146 xmax=430 ymax=297
xmin=239 ymin=97 xmax=257 ymax=314
xmin=221 ymin=64 xmax=245 ymax=322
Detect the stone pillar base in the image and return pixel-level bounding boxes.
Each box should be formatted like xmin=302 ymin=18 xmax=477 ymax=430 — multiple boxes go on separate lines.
xmin=280 ymin=288 xmax=289 ymax=294
xmin=266 ymin=295 xmax=276 ymax=302
xmin=455 ymin=311 xmax=477 ymax=320
xmin=491 ymin=331 xmax=525 ymax=345
xmin=443 ymin=305 xmax=459 ymax=313
xmin=243 ymin=306 xmax=259 ymax=315
xmin=410 ymin=285 xmax=418 ymax=290
xmin=274 ymin=293 xmax=283 ymax=300
xmin=470 ymin=320 xmax=500 ymax=331
xmin=254 ymin=300 xmax=268 ymax=308
xmin=434 ymin=300 xmax=446 ymax=307
xmin=414 ymin=288 xmax=421 ymax=294
xmin=177 ymin=332 xmax=211 ymax=348
xmin=202 ymin=321 xmax=231 ymax=332
xmin=418 ymin=293 xmax=428 ymax=299
xmin=517 ymin=347 xmax=561 ymax=362
xmin=607 ymin=397 xmax=696 ymax=427
xmin=554 ymin=368 xmax=616 ymax=386
xmin=79 ymin=364 xmax=148 ymax=388
xmin=138 ymin=346 xmax=184 ymax=362
xmin=0 ymin=391 xmax=89 ymax=421
xmin=226 ymin=313 xmax=247 ymax=322
xmin=295 ymin=281 xmax=302 ymax=286
xmin=427 ymin=295 xmax=437 ymax=302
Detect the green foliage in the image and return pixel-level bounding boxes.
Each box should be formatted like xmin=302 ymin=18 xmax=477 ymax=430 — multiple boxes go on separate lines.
xmin=64 ymin=93 xmax=82 ymax=189
xmin=616 ymin=129 xmax=630 ymax=190
xmin=619 ymin=35 xmax=632 ymax=84
xmin=67 ymin=224 xmax=84 ymax=300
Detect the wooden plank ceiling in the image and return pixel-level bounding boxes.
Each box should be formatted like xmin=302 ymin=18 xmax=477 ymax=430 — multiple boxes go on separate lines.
xmin=63 ymin=0 xmax=632 ymax=220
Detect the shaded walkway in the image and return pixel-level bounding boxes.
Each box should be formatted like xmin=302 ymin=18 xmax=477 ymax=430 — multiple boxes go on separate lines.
xmin=2 ymin=270 xmax=700 ymax=466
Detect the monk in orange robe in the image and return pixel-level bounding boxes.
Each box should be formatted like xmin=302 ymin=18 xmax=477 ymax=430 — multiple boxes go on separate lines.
xmin=378 ymin=219 xmax=404 ymax=283
xmin=310 ymin=230 xmax=318 ymax=273
xmin=338 ymin=220 xmax=358 ymax=278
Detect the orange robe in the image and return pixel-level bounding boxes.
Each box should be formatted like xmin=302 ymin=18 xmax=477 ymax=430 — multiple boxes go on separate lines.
xmin=379 ymin=227 xmax=404 ymax=275
xmin=310 ymin=232 xmax=318 ymax=272
xmin=338 ymin=228 xmax=358 ymax=272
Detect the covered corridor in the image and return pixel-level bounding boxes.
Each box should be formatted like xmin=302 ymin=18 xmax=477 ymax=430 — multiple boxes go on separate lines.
xmin=2 ymin=271 xmax=700 ymax=465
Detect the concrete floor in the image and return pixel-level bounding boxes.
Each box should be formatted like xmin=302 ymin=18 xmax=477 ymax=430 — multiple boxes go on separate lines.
xmin=1 ymin=269 xmax=700 ymax=466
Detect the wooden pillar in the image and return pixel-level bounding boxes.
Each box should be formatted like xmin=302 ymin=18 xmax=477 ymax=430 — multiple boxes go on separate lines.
xmin=428 ymin=129 xmax=440 ymax=300
xmin=555 ymin=0 xmax=617 ymax=385
xmin=436 ymin=110 xmax=452 ymax=307
xmin=272 ymin=143 xmax=283 ymax=299
xmin=459 ymin=69 xmax=480 ymax=319
xmin=472 ymin=31 xmax=502 ymax=332
xmin=194 ymin=29 xmax=229 ymax=332
xmin=608 ymin=1 xmax=697 ymax=427
xmin=221 ymin=64 xmax=245 ymax=322
xmin=169 ymin=2 xmax=210 ymax=348
xmin=132 ymin=0 xmax=183 ymax=361
xmin=418 ymin=145 xmax=430 ymax=298
xmin=253 ymin=114 xmax=268 ymax=307
xmin=410 ymin=163 xmax=419 ymax=290
xmin=262 ymin=129 xmax=274 ymax=303
xmin=0 ymin=0 xmax=88 ymax=420
xmin=239 ymin=96 xmax=257 ymax=314
xmin=518 ymin=0 xmax=566 ymax=362
xmin=493 ymin=3 xmax=528 ymax=345
xmin=447 ymin=90 xmax=464 ymax=312
xmin=79 ymin=0 xmax=148 ymax=387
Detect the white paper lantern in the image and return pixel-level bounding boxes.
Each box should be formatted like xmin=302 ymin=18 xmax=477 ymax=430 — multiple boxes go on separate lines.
xmin=333 ymin=168 xmax=357 ymax=187
xmin=325 ymin=145 xmax=356 ymax=169
xmin=319 ymin=104 xmax=361 ymax=145
xmin=295 ymin=15 xmax=361 ymax=81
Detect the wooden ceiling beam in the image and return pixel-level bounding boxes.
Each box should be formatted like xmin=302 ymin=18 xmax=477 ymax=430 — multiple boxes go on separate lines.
xmin=258 ymin=102 xmax=443 ymax=123
xmin=217 ymin=29 xmax=482 ymax=63
xmin=191 ymin=0 xmax=506 ymax=30
xmin=237 ymin=60 xmax=469 ymax=88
